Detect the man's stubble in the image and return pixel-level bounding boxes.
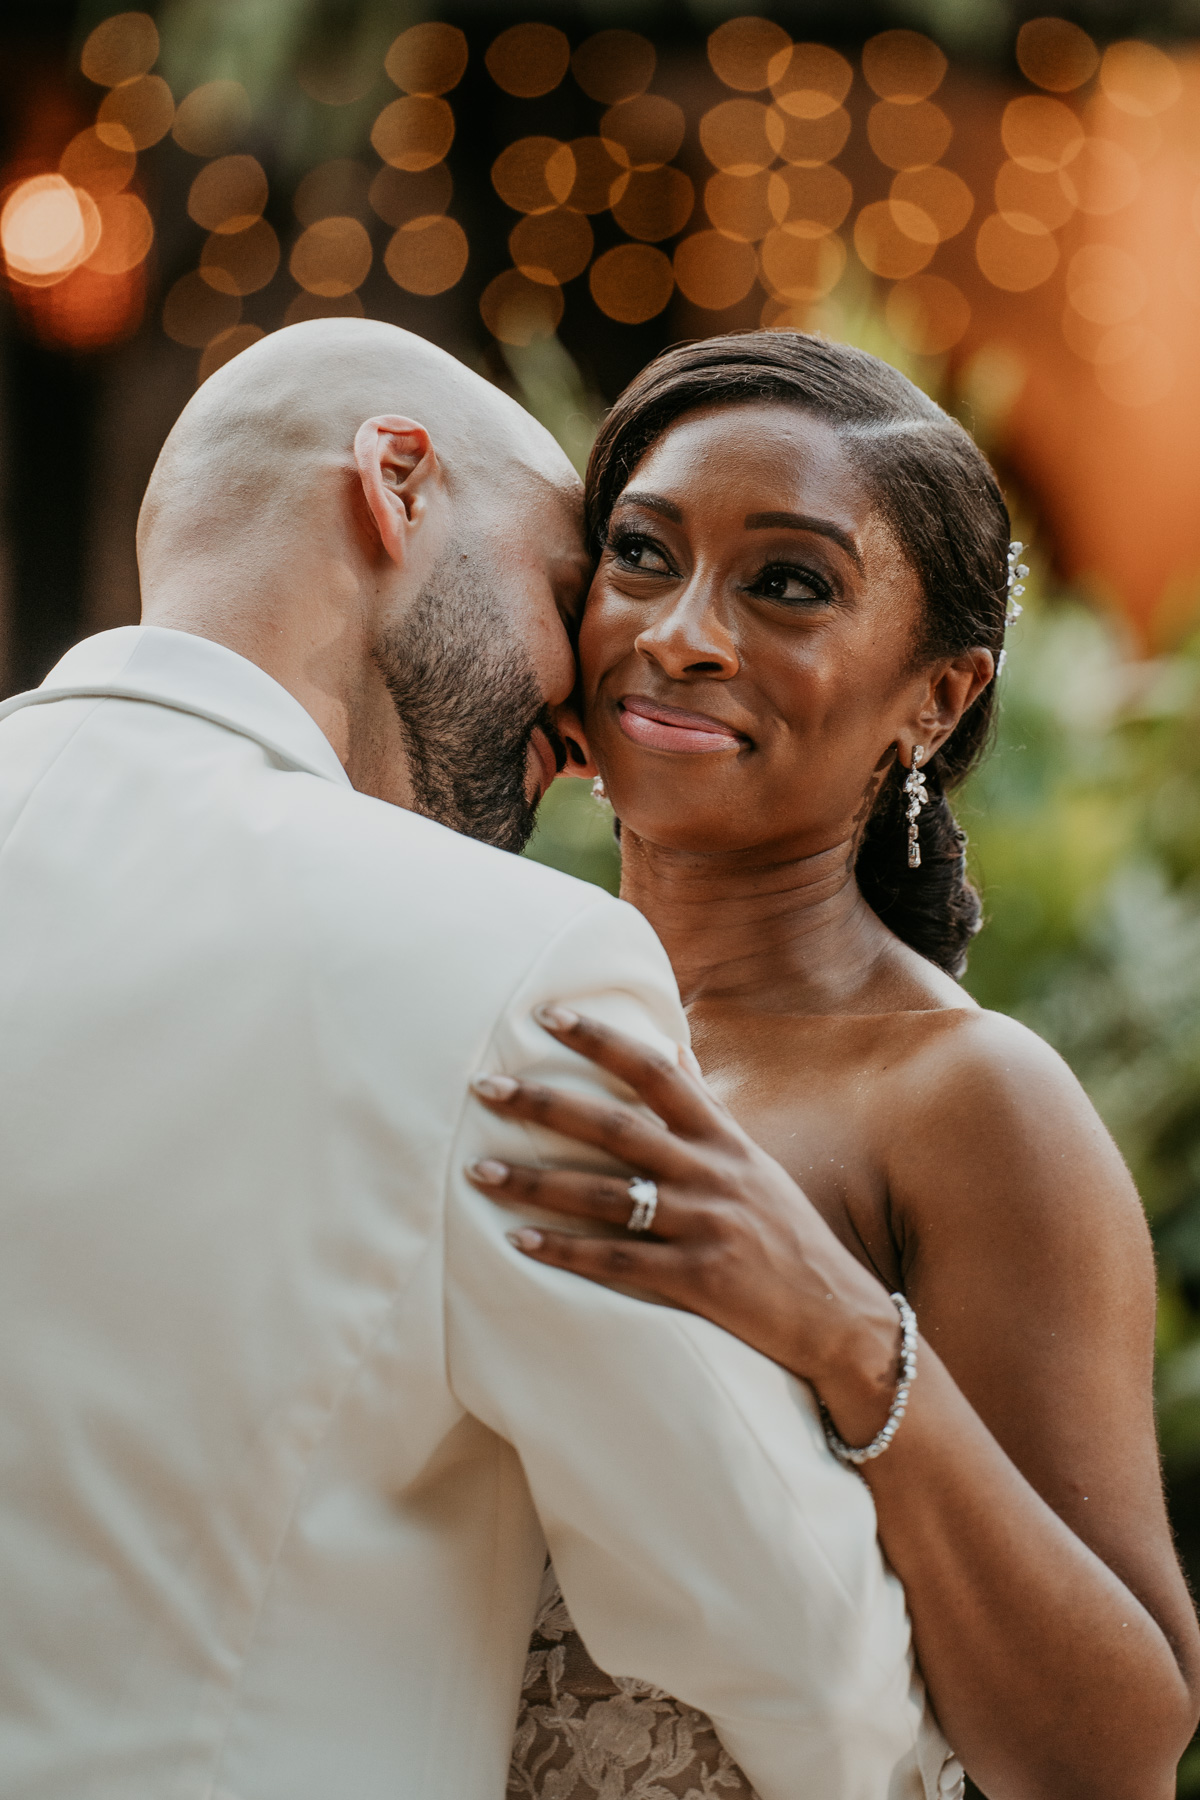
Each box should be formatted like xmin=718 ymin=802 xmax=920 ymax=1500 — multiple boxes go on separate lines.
xmin=373 ymin=546 xmax=563 ymax=855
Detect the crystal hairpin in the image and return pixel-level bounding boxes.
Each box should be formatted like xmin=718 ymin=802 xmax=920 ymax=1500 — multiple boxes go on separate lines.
xmin=1006 ymin=540 xmax=1028 ymax=625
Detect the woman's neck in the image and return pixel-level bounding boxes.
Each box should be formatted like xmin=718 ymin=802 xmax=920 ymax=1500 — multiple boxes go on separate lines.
xmin=617 ymin=828 xmax=911 ymax=1016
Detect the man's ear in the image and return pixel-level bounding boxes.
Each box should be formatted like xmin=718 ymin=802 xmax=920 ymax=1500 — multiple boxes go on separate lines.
xmin=902 ymin=647 xmax=995 ymax=764
xmin=553 ymin=700 xmax=599 ymax=779
xmin=353 ymin=415 xmax=440 ymax=567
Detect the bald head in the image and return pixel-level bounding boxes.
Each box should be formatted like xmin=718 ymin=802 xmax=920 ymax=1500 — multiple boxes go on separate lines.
xmin=135 ymin=319 xmax=591 ymax=837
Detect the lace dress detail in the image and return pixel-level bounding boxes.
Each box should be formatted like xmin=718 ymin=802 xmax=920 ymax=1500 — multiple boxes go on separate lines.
xmin=508 ymin=1564 xmax=758 ymax=1800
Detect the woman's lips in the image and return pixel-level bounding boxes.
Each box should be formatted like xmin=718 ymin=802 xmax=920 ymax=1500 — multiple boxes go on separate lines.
xmin=617 ymin=695 xmax=745 ymax=755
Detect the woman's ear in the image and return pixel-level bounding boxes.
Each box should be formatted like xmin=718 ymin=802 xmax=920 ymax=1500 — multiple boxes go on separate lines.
xmin=907 ymin=647 xmax=995 ymax=761
xmin=353 ymin=415 xmax=441 ymax=567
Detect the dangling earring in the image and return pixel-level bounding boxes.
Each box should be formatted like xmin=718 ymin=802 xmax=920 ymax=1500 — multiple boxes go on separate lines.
xmin=591 ymin=776 xmax=609 ymax=805
xmin=904 ymin=747 xmax=928 ymax=870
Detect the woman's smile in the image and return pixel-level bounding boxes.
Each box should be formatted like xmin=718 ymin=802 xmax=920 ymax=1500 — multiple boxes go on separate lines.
xmin=617 ymin=693 xmax=747 ymax=755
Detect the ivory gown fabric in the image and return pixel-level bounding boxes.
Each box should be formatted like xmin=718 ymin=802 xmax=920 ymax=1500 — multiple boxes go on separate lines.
xmin=0 ymin=628 xmax=959 ymax=1800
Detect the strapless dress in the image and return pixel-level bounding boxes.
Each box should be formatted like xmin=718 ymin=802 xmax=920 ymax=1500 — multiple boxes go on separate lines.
xmin=508 ymin=1564 xmax=757 ymax=1800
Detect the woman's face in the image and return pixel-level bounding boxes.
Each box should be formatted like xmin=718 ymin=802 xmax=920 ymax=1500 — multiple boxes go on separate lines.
xmin=579 ymin=399 xmax=940 ymax=859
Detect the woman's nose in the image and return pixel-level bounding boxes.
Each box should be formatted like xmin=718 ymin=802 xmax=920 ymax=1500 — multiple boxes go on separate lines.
xmin=633 ymin=587 xmax=739 ymax=681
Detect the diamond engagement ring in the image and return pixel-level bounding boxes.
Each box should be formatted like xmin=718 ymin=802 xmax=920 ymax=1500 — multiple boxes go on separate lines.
xmin=626 ymin=1177 xmax=658 ymax=1233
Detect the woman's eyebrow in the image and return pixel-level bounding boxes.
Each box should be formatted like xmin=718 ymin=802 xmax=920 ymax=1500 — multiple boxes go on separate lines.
xmin=743 ymin=511 xmax=863 ymax=569
xmin=614 ymin=490 xmax=683 ymax=523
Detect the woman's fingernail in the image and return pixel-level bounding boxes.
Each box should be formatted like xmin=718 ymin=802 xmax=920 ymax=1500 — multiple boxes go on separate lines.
xmin=508 ymin=1228 xmax=544 ymax=1252
xmin=534 ymin=1004 xmax=579 ymax=1031
xmin=472 ymin=1074 xmax=519 ymax=1100
xmin=469 ymin=1160 xmax=508 ymax=1185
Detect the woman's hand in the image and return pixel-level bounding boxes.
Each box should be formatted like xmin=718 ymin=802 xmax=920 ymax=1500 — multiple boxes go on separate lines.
xmin=468 ymin=1004 xmax=905 ymax=1448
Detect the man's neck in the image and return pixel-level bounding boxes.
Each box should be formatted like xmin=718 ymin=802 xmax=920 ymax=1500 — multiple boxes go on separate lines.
xmin=616 ymin=829 xmax=905 ymax=1016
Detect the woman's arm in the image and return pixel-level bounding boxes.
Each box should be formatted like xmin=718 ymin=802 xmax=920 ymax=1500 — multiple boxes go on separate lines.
xmin=467 ymin=1005 xmax=1200 ymax=1800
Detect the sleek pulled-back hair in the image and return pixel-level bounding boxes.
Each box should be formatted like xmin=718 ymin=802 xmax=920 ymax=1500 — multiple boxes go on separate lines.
xmin=585 ymin=330 xmax=1011 ymax=980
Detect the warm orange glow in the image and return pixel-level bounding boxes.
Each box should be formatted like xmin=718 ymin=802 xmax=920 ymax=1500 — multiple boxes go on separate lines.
xmin=707 ymin=17 xmax=791 ymax=92
xmin=601 ymin=97 xmax=685 ymax=171
xmin=1066 ymin=242 xmax=1146 ymax=324
xmin=163 ymin=271 xmax=241 ymax=347
xmin=700 ymin=101 xmax=785 ymax=175
xmin=612 ymin=168 xmax=694 ymax=241
xmin=673 ymin=230 xmax=757 ymax=309
xmin=1 ymin=176 xmax=100 ymax=286
xmin=198 ymin=324 xmax=265 ymax=384
xmin=1016 ymin=18 xmax=1099 ymax=93
xmin=200 ymin=219 xmax=280 ymax=295
xmin=975 ymin=212 xmax=1059 ymax=289
xmin=1060 ymin=139 xmax=1141 ymax=215
xmin=861 ymin=30 xmax=946 ymax=104
xmin=1001 ymin=96 xmax=1084 ymax=172
xmin=86 ymin=191 xmax=154 ymax=275
xmin=485 ymin=24 xmax=569 ymax=98
xmin=384 ymin=215 xmax=469 ymax=294
xmin=759 ymin=227 xmax=845 ymax=299
xmin=705 ymin=171 xmax=774 ymax=242
xmin=1092 ymin=327 xmax=1175 ymax=407
xmin=769 ymin=44 xmax=853 ymax=119
xmin=96 ymin=75 xmax=175 ymax=152
xmin=571 ymin=32 xmax=656 ymax=105
xmin=589 ymin=243 xmax=673 ymax=321
xmin=492 ymin=138 xmax=576 ymax=215
xmin=285 ymin=291 xmax=365 ymax=326
xmin=371 ymin=97 xmax=455 ymax=173
xmin=995 ymin=160 xmax=1074 ymax=230
xmin=12 ymin=257 xmax=145 ymax=351
xmin=563 ymin=138 xmax=630 ymax=213
xmin=1100 ymin=41 xmax=1183 ymax=117
xmin=886 ymin=273 xmax=970 ymax=353
xmin=509 ymin=209 xmax=592 ymax=284
xmin=386 ymin=23 xmax=469 ymax=97
xmin=480 ymin=269 xmax=564 ymax=344
xmin=59 ymin=128 xmax=135 ymax=198
xmin=369 ymin=163 xmax=452 ymax=227
xmin=81 ymin=11 xmax=159 ymax=88
xmin=867 ymin=100 xmax=952 ymax=171
xmin=773 ymin=107 xmax=851 ymax=167
xmin=172 ymin=82 xmax=252 ymax=157
xmin=891 ymin=166 xmax=974 ymax=240
xmin=188 ymin=156 xmax=269 ymax=234
xmin=769 ymin=165 xmax=853 ymax=236
xmin=290 ymin=217 xmax=373 ymax=296
xmin=853 ymin=201 xmax=934 ymax=278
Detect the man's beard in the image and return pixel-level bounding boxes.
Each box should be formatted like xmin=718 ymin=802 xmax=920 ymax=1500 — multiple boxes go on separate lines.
xmin=373 ymin=548 xmax=563 ymax=855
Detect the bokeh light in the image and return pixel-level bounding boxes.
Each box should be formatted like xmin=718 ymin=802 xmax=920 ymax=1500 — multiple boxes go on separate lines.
xmin=1066 ymin=243 xmax=1147 ymax=323
xmin=600 ymin=97 xmax=686 ymax=171
xmin=480 ymin=269 xmax=564 ymax=343
xmin=769 ymin=165 xmax=853 ymax=235
xmin=172 ymin=82 xmax=252 ymax=158
xmin=86 ymin=193 xmax=154 ymax=276
xmin=509 ymin=210 xmax=593 ymax=284
xmin=371 ymin=97 xmax=455 ymax=173
xmin=385 ymin=216 xmax=469 ymax=295
xmin=854 ymin=201 xmax=935 ymax=278
xmin=486 ymin=25 xmax=569 ymax=98
xmin=707 ymin=17 xmax=791 ymax=92
xmin=385 ymin=23 xmax=468 ymax=97
xmin=1016 ymin=18 xmax=1099 ymax=93
xmin=867 ymin=100 xmax=952 ymax=171
xmin=492 ymin=138 xmax=576 ymax=214
xmin=1099 ymin=40 xmax=1183 ymax=116
xmin=198 ymin=323 xmax=265 ymax=384
xmin=976 ymin=212 xmax=1059 ymax=289
xmin=562 ymin=138 xmax=629 ymax=213
xmin=188 ymin=157 xmax=268 ymax=235
xmin=96 ymin=76 xmax=175 ymax=153
xmin=774 ymin=108 xmax=851 ymax=166
xmin=994 ymin=160 xmax=1074 ymax=231
xmin=674 ymin=231 xmax=757 ymax=309
xmin=1 ymin=177 xmax=101 ymax=286
xmin=759 ymin=228 xmax=845 ymax=299
xmin=200 ymin=219 xmax=280 ymax=295
xmin=589 ymin=243 xmax=673 ymax=321
xmin=1001 ymin=97 xmax=1084 ymax=172
xmin=769 ymin=44 xmax=853 ymax=119
xmin=700 ymin=100 xmax=785 ymax=175
xmin=705 ymin=171 xmax=774 ymax=242
xmin=571 ymin=31 xmax=656 ymax=105
xmin=295 ymin=161 xmax=372 ymax=226
xmin=80 ymin=11 xmax=159 ymax=88
xmin=369 ymin=164 xmax=453 ymax=227
xmin=612 ymin=168 xmax=694 ymax=242
xmin=861 ymin=30 xmax=946 ymax=103
xmin=891 ymin=167 xmax=973 ymax=240
xmin=885 ymin=273 xmax=971 ymax=353
xmin=162 ymin=271 xmax=241 ymax=347
xmin=289 ymin=217 xmax=373 ymax=296
xmin=59 ymin=129 xmax=135 ymax=198
xmin=1060 ymin=139 xmax=1141 ymax=215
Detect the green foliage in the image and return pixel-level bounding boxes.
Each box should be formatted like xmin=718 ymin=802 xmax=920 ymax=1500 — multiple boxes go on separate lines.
xmin=524 ymin=775 xmax=619 ymax=895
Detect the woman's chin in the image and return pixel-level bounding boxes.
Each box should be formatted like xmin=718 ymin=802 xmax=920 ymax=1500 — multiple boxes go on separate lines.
xmin=607 ymin=799 xmax=760 ymax=857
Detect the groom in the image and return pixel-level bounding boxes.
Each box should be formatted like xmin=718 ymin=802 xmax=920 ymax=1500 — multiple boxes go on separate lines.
xmin=0 ymin=321 xmax=945 ymax=1800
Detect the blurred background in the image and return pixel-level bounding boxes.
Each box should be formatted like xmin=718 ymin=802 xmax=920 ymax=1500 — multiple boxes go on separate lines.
xmin=3 ymin=0 xmax=1200 ymax=1790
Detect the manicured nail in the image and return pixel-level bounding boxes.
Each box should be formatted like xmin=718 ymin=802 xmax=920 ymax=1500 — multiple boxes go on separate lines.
xmin=508 ymin=1228 xmax=544 ymax=1252
xmin=469 ymin=1160 xmax=509 ymax=1185
xmin=534 ymin=1004 xmax=579 ymax=1031
xmin=471 ymin=1074 xmax=518 ymax=1100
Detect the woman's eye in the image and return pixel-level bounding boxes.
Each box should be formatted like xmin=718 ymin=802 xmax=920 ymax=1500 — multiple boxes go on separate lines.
xmin=609 ymin=533 xmax=672 ymax=576
xmin=748 ymin=564 xmax=832 ymax=606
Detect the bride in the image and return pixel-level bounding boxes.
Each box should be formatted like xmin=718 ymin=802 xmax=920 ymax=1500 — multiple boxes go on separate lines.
xmin=470 ymin=332 xmax=1200 ymax=1799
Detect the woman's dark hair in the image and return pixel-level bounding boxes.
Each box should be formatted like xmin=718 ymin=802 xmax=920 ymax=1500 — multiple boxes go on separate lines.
xmin=585 ymin=331 xmax=1011 ymax=980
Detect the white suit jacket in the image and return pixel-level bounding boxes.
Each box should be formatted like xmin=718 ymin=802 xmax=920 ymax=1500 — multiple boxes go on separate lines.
xmin=0 ymin=627 xmax=958 ymax=1800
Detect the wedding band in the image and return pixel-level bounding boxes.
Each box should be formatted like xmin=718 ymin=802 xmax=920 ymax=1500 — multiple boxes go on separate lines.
xmin=626 ymin=1176 xmax=658 ymax=1233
